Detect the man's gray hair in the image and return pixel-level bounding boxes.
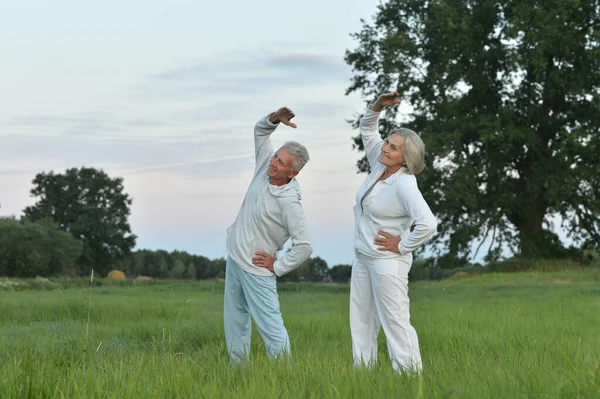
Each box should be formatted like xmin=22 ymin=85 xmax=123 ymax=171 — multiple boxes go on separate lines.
xmin=283 ymin=141 xmax=310 ymax=172
xmin=390 ymin=128 xmax=425 ymax=175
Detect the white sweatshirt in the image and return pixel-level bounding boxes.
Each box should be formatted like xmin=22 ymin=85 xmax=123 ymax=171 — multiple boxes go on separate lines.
xmin=353 ymin=108 xmax=437 ymax=259
xmin=226 ymin=115 xmax=313 ymax=277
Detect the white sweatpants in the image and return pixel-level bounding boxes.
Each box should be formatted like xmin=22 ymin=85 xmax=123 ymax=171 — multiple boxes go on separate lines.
xmin=349 ymin=252 xmax=422 ymax=373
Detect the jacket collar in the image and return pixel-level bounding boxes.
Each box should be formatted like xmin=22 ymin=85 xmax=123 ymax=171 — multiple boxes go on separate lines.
xmin=268 ymin=177 xmax=302 ymax=199
xmin=375 ymin=165 xmax=407 ymax=185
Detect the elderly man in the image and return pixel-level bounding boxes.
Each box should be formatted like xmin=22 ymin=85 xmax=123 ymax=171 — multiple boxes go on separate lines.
xmin=224 ymin=106 xmax=313 ymax=363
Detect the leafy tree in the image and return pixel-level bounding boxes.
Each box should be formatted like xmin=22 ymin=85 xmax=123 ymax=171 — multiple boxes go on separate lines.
xmin=305 ymin=257 xmax=329 ymax=282
xmin=156 ymin=252 xmax=169 ymax=279
xmin=170 ymin=259 xmax=186 ymax=279
xmin=23 ymin=167 xmax=136 ymax=275
xmin=0 ymin=217 xmax=82 ymax=277
xmin=141 ymin=250 xmax=157 ymax=277
xmin=35 ymin=218 xmax=85 ymax=276
xmin=345 ymin=0 xmax=600 ymax=259
xmin=212 ymin=257 xmax=226 ymax=280
xmin=328 ymin=264 xmax=352 ymax=283
xmin=184 ymin=262 xmax=196 ymax=279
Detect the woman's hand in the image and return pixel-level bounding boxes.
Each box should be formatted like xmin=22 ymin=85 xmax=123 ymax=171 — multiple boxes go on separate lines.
xmin=369 ymin=92 xmax=400 ymax=112
xmin=373 ymin=231 xmax=402 ymax=253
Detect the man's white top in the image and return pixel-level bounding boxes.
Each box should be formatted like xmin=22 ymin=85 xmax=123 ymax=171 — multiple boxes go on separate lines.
xmin=227 ymin=115 xmax=313 ymax=277
xmin=353 ymin=108 xmax=437 ymax=259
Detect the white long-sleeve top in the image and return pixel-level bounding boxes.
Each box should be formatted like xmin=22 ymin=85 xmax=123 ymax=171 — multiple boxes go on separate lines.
xmin=353 ymin=108 xmax=437 ymax=259
xmin=226 ymin=115 xmax=313 ymax=277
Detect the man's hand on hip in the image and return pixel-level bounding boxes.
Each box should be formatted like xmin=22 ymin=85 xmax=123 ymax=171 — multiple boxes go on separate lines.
xmin=252 ymin=251 xmax=277 ymax=273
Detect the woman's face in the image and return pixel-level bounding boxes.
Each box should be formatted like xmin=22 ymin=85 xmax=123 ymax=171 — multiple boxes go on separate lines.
xmin=379 ymin=133 xmax=405 ymax=168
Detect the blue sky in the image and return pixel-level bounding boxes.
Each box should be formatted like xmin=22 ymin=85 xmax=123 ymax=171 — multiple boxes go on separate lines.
xmin=1 ymin=0 xmax=388 ymax=266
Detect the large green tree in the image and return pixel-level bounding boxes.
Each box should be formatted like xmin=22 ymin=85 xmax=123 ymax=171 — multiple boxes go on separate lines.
xmin=346 ymin=0 xmax=600 ymax=259
xmin=23 ymin=167 xmax=137 ymax=275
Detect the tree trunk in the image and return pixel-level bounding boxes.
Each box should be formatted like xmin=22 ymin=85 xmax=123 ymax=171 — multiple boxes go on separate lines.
xmin=517 ymin=161 xmax=548 ymax=259
xmin=518 ymin=211 xmax=545 ymax=259
xmin=517 ymin=179 xmax=549 ymax=258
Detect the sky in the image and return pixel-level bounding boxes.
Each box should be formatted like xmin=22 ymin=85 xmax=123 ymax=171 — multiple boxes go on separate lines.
xmin=0 ymin=0 xmax=389 ymax=266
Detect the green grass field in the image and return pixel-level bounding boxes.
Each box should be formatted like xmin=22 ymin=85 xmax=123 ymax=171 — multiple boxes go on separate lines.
xmin=1 ymin=269 xmax=599 ymax=398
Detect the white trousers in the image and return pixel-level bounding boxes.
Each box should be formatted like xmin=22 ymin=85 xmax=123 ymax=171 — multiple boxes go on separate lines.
xmin=349 ymin=252 xmax=422 ymax=373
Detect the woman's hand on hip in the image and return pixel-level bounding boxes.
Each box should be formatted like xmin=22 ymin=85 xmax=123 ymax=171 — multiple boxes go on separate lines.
xmin=374 ymin=231 xmax=402 ymax=253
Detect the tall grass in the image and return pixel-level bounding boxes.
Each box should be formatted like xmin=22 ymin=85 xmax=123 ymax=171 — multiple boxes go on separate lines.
xmin=0 ymin=270 xmax=599 ymax=398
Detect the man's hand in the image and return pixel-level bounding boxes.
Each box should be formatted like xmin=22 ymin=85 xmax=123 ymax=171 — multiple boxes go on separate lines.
xmin=373 ymin=231 xmax=402 ymax=253
xmin=252 ymin=251 xmax=277 ymax=273
xmin=369 ymin=92 xmax=400 ymax=112
xmin=269 ymin=107 xmax=297 ymax=128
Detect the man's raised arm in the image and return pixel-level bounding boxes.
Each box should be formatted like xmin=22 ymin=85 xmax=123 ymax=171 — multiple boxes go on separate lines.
xmin=254 ymin=107 xmax=297 ymax=168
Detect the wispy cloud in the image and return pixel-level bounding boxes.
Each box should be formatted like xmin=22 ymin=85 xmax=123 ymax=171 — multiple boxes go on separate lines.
xmin=120 ymin=153 xmax=251 ymax=175
xmin=5 ymin=113 xmax=122 ymax=137
xmin=136 ymin=50 xmax=352 ymax=101
xmin=267 ymin=52 xmax=347 ymax=74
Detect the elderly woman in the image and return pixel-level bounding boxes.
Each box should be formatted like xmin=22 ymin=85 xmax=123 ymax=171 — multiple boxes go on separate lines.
xmin=350 ymin=92 xmax=437 ymax=374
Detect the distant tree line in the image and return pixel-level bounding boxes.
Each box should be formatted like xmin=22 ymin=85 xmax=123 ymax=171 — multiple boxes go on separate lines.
xmin=119 ymin=251 xmax=351 ymax=283
xmin=0 ymin=217 xmax=352 ymax=282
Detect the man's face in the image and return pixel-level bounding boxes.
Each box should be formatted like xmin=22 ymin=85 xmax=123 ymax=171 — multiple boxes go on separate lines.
xmin=267 ymin=148 xmax=298 ymax=186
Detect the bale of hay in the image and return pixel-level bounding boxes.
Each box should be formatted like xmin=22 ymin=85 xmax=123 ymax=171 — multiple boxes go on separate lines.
xmin=135 ymin=275 xmax=153 ymax=281
xmin=449 ymin=271 xmax=470 ymax=279
xmin=107 ymin=270 xmax=126 ymax=280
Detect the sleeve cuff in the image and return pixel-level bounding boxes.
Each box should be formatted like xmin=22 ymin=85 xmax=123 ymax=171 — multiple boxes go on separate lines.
xmin=272 ymin=260 xmax=283 ymax=277
xmin=265 ymin=113 xmax=279 ymax=127
xmin=360 ymin=108 xmax=381 ymax=127
xmin=397 ymin=242 xmax=409 ymax=256
xmin=364 ymin=108 xmax=381 ymax=116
